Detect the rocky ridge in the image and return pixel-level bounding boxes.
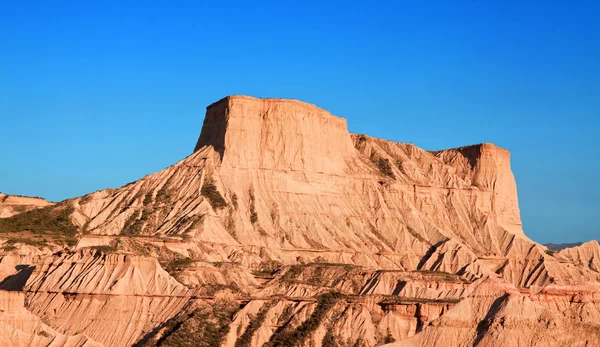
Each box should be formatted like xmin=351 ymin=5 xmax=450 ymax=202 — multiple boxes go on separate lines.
xmin=0 ymin=95 xmax=598 ymax=346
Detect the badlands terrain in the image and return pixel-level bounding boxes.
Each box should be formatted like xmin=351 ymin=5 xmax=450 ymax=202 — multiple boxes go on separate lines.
xmin=0 ymin=95 xmax=599 ymax=346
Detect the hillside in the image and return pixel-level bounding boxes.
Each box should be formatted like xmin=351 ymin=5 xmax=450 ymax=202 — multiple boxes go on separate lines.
xmin=0 ymin=96 xmax=599 ymax=346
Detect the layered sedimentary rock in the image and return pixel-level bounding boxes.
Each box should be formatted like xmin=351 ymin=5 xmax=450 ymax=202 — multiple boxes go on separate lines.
xmin=0 ymin=95 xmax=599 ymax=346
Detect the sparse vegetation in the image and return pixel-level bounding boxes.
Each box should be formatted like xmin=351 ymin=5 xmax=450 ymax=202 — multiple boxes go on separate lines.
xmin=4 ymin=237 xmax=49 ymax=247
xmin=249 ymin=189 xmax=258 ymax=224
xmin=89 ymin=245 xmax=117 ymax=254
xmin=153 ymin=300 xmax=239 ymax=347
xmin=395 ymin=160 xmax=407 ymax=175
xmin=11 ymin=205 xmax=30 ymax=213
xmin=253 ymin=260 xmax=282 ymax=278
xmin=37 ymin=331 xmax=52 ymax=338
xmin=265 ymin=292 xmax=344 ymax=347
xmin=161 ymin=257 xmax=194 ymax=277
xmin=281 ymin=263 xmax=356 ymax=285
xmin=0 ymin=205 xmax=79 ymax=246
xmin=231 ymin=193 xmax=238 ymax=209
xmin=2 ymin=244 xmax=17 ymax=252
xmin=235 ymin=301 xmax=274 ymax=347
xmin=252 ymin=269 xmax=275 ymax=278
xmin=143 ymin=191 xmax=153 ymax=205
xmin=371 ymin=156 xmax=395 ymax=179
xmin=383 ymin=329 xmax=396 ymax=344
xmin=378 ymin=295 xmax=460 ymax=305
xmin=270 ymin=204 xmax=279 ymax=224
xmin=122 ymin=211 xmax=143 ymax=236
xmin=156 ymin=178 xmax=174 ymax=205
xmin=201 ymin=179 xmax=227 ymax=210
xmin=202 ymin=283 xmax=241 ymax=296
xmin=322 ymin=331 xmax=339 ymax=347
xmin=225 ymin=208 xmax=237 ymax=239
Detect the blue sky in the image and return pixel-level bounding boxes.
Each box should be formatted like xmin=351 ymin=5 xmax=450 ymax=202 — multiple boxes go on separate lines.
xmin=1 ymin=1 xmax=598 ymax=243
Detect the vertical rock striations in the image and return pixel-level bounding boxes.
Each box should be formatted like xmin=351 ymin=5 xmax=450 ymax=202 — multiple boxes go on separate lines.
xmin=1 ymin=95 xmax=599 ymax=346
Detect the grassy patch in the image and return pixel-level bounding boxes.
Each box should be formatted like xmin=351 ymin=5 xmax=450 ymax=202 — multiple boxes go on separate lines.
xmin=201 ymin=179 xmax=227 ymax=210
xmin=0 ymin=205 xmax=78 ymax=246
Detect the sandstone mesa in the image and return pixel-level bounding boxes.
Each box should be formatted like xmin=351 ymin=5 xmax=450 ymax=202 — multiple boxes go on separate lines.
xmin=0 ymin=95 xmax=598 ymax=347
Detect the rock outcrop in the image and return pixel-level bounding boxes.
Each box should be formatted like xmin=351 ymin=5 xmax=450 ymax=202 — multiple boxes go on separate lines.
xmin=0 ymin=95 xmax=599 ymax=346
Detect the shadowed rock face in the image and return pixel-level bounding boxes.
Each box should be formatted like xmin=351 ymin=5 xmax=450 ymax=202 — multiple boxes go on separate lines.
xmin=1 ymin=95 xmax=599 ymax=347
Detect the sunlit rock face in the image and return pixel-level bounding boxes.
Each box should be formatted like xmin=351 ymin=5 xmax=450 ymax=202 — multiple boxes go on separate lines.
xmin=0 ymin=96 xmax=598 ymax=347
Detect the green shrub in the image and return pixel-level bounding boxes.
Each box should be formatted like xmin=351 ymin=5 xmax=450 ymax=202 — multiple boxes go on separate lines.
xmin=0 ymin=205 xmax=78 ymax=236
xmin=0 ymin=205 xmax=79 ymax=246
xmin=143 ymin=191 xmax=153 ymax=205
xmin=201 ymin=179 xmax=227 ymax=210
xmin=2 ymin=245 xmax=17 ymax=252
xmin=235 ymin=302 xmax=274 ymax=347
xmin=161 ymin=257 xmax=194 ymax=276
xmin=154 ymin=301 xmax=238 ymax=347
xmin=383 ymin=329 xmax=396 ymax=343
xmin=371 ymin=157 xmax=395 ymax=179
xmin=122 ymin=212 xmax=143 ymax=236
xmin=249 ymin=189 xmax=258 ymax=224
xmin=89 ymin=245 xmax=117 ymax=254
xmin=231 ymin=193 xmax=238 ymax=209
xmin=322 ymin=332 xmax=339 ymax=347
xmin=266 ymin=292 xmax=344 ymax=347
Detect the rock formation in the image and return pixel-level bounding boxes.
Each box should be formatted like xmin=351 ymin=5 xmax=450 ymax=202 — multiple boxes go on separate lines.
xmin=0 ymin=95 xmax=598 ymax=346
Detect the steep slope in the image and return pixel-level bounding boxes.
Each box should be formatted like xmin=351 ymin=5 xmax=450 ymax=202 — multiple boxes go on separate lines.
xmin=67 ymin=96 xmax=596 ymax=289
xmin=386 ymin=279 xmax=600 ymax=347
xmin=0 ymin=290 xmax=101 ymax=347
xmin=1 ymin=95 xmax=599 ymax=346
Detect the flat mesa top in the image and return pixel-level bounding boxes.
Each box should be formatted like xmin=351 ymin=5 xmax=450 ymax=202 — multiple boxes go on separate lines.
xmin=206 ymin=95 xmax=346 ymax=120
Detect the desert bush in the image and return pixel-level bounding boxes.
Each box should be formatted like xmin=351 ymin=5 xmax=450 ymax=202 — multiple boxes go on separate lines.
xmin=265 ymin=291 xmax=344 ymax=347
xmin=155 ymin=301 xmax=239 ymax=347
xmin=0 ymin=206 xmax=77 ymax=236
xmin=201 ymin=179 xmax=227 ymax=209
xmin=249 ymin=189 xmax=258 ymax=223
xmin=372 ymin=157 xmax=395 ymax=179
xmin=161 ymin=257 xmax=194 ymax=276
xmin=89 ymin=245 xmax=117 ymax=254
xmin=235 ymin=301 xmax=274 ymax=347
xmin=231 ymin=193 xmax=238 ymax=209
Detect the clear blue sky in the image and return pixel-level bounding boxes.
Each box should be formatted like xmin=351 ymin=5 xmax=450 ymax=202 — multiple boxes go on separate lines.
xmin=1 ymin=1 xmax=598 ymax=243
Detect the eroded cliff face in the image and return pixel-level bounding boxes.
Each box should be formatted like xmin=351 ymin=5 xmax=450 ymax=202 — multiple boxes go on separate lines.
xmin=0 ymin=95 xmax=599 ymax=346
